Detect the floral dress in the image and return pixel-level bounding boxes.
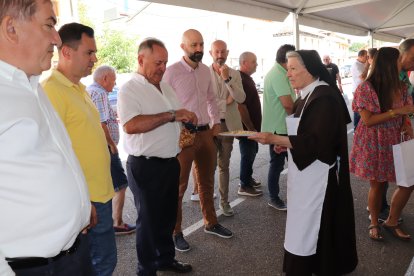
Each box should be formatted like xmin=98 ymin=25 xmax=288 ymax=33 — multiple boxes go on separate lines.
xmin=349 ymin=81 xmax=412 ymax=182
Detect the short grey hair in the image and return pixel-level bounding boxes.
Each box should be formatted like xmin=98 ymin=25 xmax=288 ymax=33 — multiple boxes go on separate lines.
xmin=286 ymin=51 xmax=304 ymax=66
xmin=0 ymin=0 xmax=40 ymax=22
xmin=93 ymin=65 xmax=115 ymax=82
xmin=239 ymin=51 xmax=254 ymax=66
xmin=399 ymin=39 xmax=414 ymax=54
xmin=138 ymin=37 xmax=166 ymax=54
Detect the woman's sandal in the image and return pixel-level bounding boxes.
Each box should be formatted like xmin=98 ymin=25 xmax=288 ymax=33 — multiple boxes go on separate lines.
xmin=382 ymin=223 xmax=411 ymax=241
xmin=368 ymin=225 xmax=384 ymax=241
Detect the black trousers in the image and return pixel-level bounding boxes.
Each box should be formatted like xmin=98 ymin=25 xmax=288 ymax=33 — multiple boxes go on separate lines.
xmin=12 ymin=234 xmax=93 ymax=276
xmin=127 ymin=155 xmax=179 ymax=276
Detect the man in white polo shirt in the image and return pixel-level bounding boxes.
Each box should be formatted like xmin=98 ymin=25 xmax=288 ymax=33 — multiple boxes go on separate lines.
xmin=118 ymin=38 xmax=196 ymax=276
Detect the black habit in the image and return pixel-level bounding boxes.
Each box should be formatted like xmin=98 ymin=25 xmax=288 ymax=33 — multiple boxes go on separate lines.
xmin=283 ymin=84 xmax=358 ymax=276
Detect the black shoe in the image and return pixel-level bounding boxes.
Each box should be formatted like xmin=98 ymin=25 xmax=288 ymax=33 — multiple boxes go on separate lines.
xmin=268 ymin=199 xmax=287 ymax=211
xmin=204 ymin=223 xmax=233 ymax=238
xmin=173 ymin=232 xmax=190 ymax=252
xmin=158 ymin=260 xmax=192 ymax=273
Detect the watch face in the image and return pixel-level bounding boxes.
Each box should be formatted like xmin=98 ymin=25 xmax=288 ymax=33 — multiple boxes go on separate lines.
xmin=169 ymin=110 xmax=176 ymax=122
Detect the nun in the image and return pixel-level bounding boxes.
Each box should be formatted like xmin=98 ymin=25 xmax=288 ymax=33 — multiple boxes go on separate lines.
xmin=250 ymin=50 xmax=358 ymax=276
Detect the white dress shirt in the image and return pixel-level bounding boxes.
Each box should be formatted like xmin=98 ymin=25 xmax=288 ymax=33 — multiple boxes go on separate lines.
xmin=118 ymin=73 xmax=181 ymax=158
xmin=351 ymin=59 xmax=365 ymax=93
xmin=0 ymin=61 xmax=91 ymax=274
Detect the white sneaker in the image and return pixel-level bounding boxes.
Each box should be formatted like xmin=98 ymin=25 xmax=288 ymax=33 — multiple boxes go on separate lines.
xmin=190 ymin=193 xmax=216 ymax=201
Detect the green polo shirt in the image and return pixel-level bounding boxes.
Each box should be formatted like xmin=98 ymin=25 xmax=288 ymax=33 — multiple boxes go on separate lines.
xmin=261 ymin=63 xmax=296 ymax=134
xmin=42 ymin=69 xmax=114 ymax=203
xmin=400 ymin=70 xmax=413 ymax=95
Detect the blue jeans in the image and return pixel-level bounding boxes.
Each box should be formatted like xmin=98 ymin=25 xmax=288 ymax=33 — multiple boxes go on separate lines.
xmin=239 ymin=137 xmax=258 ymax=188
xmin=268 ymin=145 xmax=287 ymax=202
xmin=109 ymin=149 xmax=128 ymax=192
xmin=88 ymin=200 xmax=117 ymax=276
xmin=353 ymin=111 xmax=360 ymax=130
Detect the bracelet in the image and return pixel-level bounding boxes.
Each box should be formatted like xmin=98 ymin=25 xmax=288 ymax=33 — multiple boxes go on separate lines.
xmin=168 ymin=110 xmax=176 ymax=122
xmin=388 ymin=109 xmax=396 ymax=118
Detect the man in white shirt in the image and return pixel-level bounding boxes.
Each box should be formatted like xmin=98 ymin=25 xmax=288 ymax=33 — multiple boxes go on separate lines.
xmin=118 ymin=38 xmax=196 ymax=275
xmin=0 ymin=0 xmax=92 ymax=275
xmin=350 ymin=49 xmax=367 ymax=129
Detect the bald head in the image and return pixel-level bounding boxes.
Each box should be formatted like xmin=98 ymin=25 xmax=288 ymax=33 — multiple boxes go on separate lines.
xmin=181 ymin=29 xmax=204 ymax=64
xmin=182 ymin=29 xmax=202 ymax=43
xmin=210 ymin=40 xmax=228 ymax=66
xmin=322 ymin=55 xmax=331 ymax=65
xmin=239 ymin=51 xmax=257 ymax=76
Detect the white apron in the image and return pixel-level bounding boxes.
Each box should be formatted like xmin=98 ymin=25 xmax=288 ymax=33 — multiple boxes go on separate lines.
xmin=284 ymin=90 xmax=335 ymax=256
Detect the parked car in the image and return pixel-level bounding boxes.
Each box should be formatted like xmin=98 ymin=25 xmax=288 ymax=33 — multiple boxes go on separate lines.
xmin=256 ymin=80 xmax=264 ymax=94
xmin=253 ymin=76 xmax=264 ymax=94
xmin=340 ymin=64 xmax=352 ymax=78
xmin=108 ymin=85 xmax=119 ymax=113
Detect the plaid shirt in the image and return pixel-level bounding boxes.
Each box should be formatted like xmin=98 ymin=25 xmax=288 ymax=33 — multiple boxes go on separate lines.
xmin=87 ymin=82 xmax=120 ymax=144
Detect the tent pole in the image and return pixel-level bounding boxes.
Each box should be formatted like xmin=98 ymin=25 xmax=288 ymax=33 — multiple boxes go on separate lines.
xmin=292 ymin=12 xmax=300 ymax=49
xmin=368 ymin=31 xmax=374 ymax=48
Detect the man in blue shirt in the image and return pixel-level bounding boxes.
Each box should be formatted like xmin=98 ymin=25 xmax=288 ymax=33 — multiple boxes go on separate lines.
xmin=87 ymin=65 xmax=136 ymax=236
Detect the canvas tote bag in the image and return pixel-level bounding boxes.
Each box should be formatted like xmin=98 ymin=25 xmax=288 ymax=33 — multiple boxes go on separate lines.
xmin=392 ymin=134 xmax=414 ymax=187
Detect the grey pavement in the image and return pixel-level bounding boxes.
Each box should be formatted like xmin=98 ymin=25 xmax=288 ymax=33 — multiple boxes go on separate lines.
xmin=114 ymin=79 xmax=414 ymax=276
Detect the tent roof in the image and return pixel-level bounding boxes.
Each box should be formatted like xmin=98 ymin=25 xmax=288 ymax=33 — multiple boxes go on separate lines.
xmin=145 ymin=0 xmax=414 ymax=43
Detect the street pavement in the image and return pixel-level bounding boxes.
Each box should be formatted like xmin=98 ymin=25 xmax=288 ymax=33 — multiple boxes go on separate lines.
xmin=113 ymin=79 xmax=414 ymax=276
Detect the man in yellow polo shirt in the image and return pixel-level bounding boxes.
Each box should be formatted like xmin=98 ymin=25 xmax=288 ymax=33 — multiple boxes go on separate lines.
xmin=42 ymin=23 xmax=115 ymax=276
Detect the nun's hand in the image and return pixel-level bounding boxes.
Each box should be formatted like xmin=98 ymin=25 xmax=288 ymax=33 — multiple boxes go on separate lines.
xmin=249 ymin=132 xmax=275 ymax=145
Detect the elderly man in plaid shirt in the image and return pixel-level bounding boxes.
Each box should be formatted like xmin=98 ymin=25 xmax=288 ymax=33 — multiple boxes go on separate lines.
xmin=87 ymin=65 xmax=136 ymax=235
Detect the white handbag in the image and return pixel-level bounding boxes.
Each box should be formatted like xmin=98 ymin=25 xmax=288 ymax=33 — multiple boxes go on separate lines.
xmin=392 ymin=134 xmax=414 ymax=187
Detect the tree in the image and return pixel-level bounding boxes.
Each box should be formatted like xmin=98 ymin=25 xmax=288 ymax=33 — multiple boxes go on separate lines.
xmin=96 ymin=29 xmax=138 ymax=73
xmin=349 ymin=42 xmax=367 ymax=53
xmin=77 ymin=0 xmax=95 ymax=29
xmin=77 ymin=0 xmax=137 ymax=73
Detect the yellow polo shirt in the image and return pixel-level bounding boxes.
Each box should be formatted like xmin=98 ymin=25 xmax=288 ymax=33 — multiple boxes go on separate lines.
xmin=42 ymin=69 xmax=114 ymax=203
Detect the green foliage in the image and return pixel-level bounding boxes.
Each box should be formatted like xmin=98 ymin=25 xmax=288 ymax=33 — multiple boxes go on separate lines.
xmin=77 ymin=0 xmax=94 ymax=29
xmin=349 ymin=42 xmax=367 ymax=53
xmin=96 ymin=30 xmax=138 ymax=73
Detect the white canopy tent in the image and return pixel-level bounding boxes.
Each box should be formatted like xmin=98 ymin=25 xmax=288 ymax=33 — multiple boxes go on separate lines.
xmin=141 ymin=0 xmax=414 ymax=46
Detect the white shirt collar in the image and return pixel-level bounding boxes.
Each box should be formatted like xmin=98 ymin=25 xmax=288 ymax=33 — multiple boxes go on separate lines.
xmin=299 ymin=78 xmax=328 ymax=99
xmin=0 ymin=60 xmax=40 ymax=92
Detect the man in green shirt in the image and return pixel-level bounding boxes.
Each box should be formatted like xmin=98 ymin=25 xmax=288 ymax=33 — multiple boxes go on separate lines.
xmin=261 ymin=44 xmax=296 ymax=211
xmin=399 ymin=39 xmax=414 ymax=98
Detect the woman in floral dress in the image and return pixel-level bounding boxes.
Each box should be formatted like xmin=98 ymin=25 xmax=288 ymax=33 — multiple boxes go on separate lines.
xmin=350 ymin=47 xmax=414 ymax=241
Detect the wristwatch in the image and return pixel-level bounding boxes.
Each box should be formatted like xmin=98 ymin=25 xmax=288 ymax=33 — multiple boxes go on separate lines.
xmin=224 ymin=76 xmax=232 ymax=84
xmin=169 ymin=110 xmax=176 ymax=122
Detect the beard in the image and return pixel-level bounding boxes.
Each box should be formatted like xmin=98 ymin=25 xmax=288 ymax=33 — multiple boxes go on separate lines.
xmin=215 ymin=58 xmax=226 ymax=66
xmin=189 ymin=51 xmax=204 ymax=63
